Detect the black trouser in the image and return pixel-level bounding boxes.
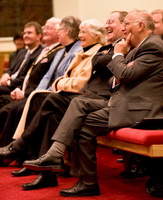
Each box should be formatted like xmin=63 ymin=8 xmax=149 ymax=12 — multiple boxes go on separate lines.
xmin=0 ymin=99 xmax=27 ymax=147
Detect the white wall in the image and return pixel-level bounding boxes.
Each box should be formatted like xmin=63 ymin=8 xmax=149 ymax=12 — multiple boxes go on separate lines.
xmin=0 ymin=37 xmax=16 ymax=52
xmin=53 ymin=0 xmax=163 ymax=23
xmin=53 ymin=0 xmax=80 ymax=18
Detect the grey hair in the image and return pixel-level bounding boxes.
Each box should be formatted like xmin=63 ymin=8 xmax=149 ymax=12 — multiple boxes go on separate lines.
xmin=80 ymin=19 xmax=106 ymax=45
xmin=60 ymin=16 xmax=82 ymax=40
xmin=129 ymin=9 xmax=155 ymax=31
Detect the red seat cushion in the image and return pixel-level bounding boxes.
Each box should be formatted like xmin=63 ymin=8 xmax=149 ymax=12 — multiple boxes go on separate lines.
xmin=108 ymin=128 xmax=163 ymax=146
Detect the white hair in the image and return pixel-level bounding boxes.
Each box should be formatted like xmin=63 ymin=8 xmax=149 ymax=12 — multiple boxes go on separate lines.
xmin=80 ymin=19 xmax=106 ymax=45
xmin=46 ymin=17 xmax=61 ymax=29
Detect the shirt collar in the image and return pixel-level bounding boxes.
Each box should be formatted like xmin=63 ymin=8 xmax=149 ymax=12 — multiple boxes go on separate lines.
xmin=44 ymin=43 xmax=60 ymax=52
xmin=136 ymin=36 xmax=148 ymax=48
xmin=27 ymin=45 xmax=40 ymax=54
xmin=112 ymin=38 xmax=124 ymax=46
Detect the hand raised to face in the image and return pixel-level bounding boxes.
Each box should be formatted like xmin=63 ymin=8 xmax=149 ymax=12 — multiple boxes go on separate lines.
xmin=114 ymin=33 xmax=131 ymax=55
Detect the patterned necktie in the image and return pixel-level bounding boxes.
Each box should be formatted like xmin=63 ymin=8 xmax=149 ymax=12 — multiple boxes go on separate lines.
xmin=35 ymin=47 xmax=50 ymax=64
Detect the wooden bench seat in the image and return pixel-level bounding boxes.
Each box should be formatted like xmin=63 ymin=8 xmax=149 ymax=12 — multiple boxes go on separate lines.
xmin=97 ymin=128 xmax=163 ymax=157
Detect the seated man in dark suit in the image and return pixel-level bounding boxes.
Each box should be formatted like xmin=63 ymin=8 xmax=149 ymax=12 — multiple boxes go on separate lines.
xmin=20 ymin=10 xmax=163 ymax=197
xmin=127 ymin=9 xmax=163 ymax=197
xmin=118 ymin=8 xmax=163 ymax=181
xmin=0 ymin=21 xmax=43 ymax=95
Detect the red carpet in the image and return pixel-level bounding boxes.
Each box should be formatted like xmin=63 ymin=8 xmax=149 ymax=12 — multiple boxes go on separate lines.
xmin=0 ymin=146 xmax=158 ymax=200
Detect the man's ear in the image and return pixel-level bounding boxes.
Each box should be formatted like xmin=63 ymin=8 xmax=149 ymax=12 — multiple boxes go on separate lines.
xmin=138 ymin=22 xmax=145 ymax=31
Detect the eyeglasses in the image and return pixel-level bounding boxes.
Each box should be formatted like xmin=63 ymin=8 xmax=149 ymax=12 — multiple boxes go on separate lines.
xmin=43 ymin=26 xmax=54 ymax=31
xmin=105 ymin=19 xmax=114 ymax=25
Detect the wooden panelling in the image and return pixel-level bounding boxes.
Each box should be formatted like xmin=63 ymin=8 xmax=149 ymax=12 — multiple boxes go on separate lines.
xmin=0 ymin=0 xmax=53 ymax=37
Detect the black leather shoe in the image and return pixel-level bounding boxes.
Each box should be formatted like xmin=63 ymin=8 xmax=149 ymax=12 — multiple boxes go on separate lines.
xmin=146 ymin=177 xmax=163 ymax=197
xmin=120 ymin=167 xmax=148 ymax=178
xmin=60 ymin=180 xmax=100 ymax=197
xmin=0 ymin=143 xmax=19 ymax=159
xmin=0 ymin=143 xmax=23 ymax=166
xmin=11 ymin=167 xmax=38 ymax=177
xmin=22 ymin=172 xmax=58 ymax=190
xmin=23 ymin=153 xmax=64 ymax=172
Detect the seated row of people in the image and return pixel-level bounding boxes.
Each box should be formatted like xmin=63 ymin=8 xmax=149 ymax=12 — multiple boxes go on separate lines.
xmin=0 ymin=9 xmax=163 ymax=198
xmin=0 ymin=16 xmax=82 ymax=145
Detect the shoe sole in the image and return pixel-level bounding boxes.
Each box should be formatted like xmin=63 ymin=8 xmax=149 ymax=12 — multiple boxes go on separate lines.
xmin=23 ymin=164 xmax=64 ymax=172
xmin=11 ymin=172 xmax=38 ymax=177
xmin=60 ymin=192 xmax=100 ymax=197
xmin=22 ymin=183 xmax=58 ymax=190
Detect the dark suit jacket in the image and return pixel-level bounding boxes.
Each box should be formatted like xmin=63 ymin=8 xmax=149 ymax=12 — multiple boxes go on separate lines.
xmin=6 ymin=49 xmax=27 ymax=74
xmin=107 ymin=34 xmax=163 ymax=129
xmin=8 ymin=45 xmax=43 ymax=89
xmin=8 ymin=49 xmax=25 ymax=69
xmin=24 ymin=44 xmax=63 ymax=97
xmin=80 ymin=44 xmax=114 ymax=99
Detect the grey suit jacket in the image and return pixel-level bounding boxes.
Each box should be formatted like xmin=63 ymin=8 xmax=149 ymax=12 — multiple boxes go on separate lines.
xmin=53 ymin=40 xmax=82 ymax=81
xmin=107 ymin=34 xmax=163 ymax=129
xmin=36 ymin=48 xmax=65 ymax=90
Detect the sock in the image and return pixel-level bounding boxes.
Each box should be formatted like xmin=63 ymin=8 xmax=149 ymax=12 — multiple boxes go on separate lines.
xmin=47 ymin=141 xmax=66 ymax=157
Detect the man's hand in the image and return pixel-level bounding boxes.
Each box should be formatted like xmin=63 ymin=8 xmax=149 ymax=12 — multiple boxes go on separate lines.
xmin=0 ymin=73 xmax=11 ymax=86
xmin=114 ymin=33 xmax=132 ymax=55
xmin=10 ymin=88 xmax=25 ymax=101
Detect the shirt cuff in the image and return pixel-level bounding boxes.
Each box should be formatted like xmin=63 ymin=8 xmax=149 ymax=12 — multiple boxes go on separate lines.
xmin=112 ymin=53 xmax=124 ymax=59
xmin=7 ymin=80 xmax=11 ymax=86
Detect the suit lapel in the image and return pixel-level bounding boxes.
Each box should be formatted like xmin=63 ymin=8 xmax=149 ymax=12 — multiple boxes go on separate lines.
xmin=125 ymin=34 xmax=153 ymax=64
xmin=125 ymin=48 xmax=138 ymax=63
